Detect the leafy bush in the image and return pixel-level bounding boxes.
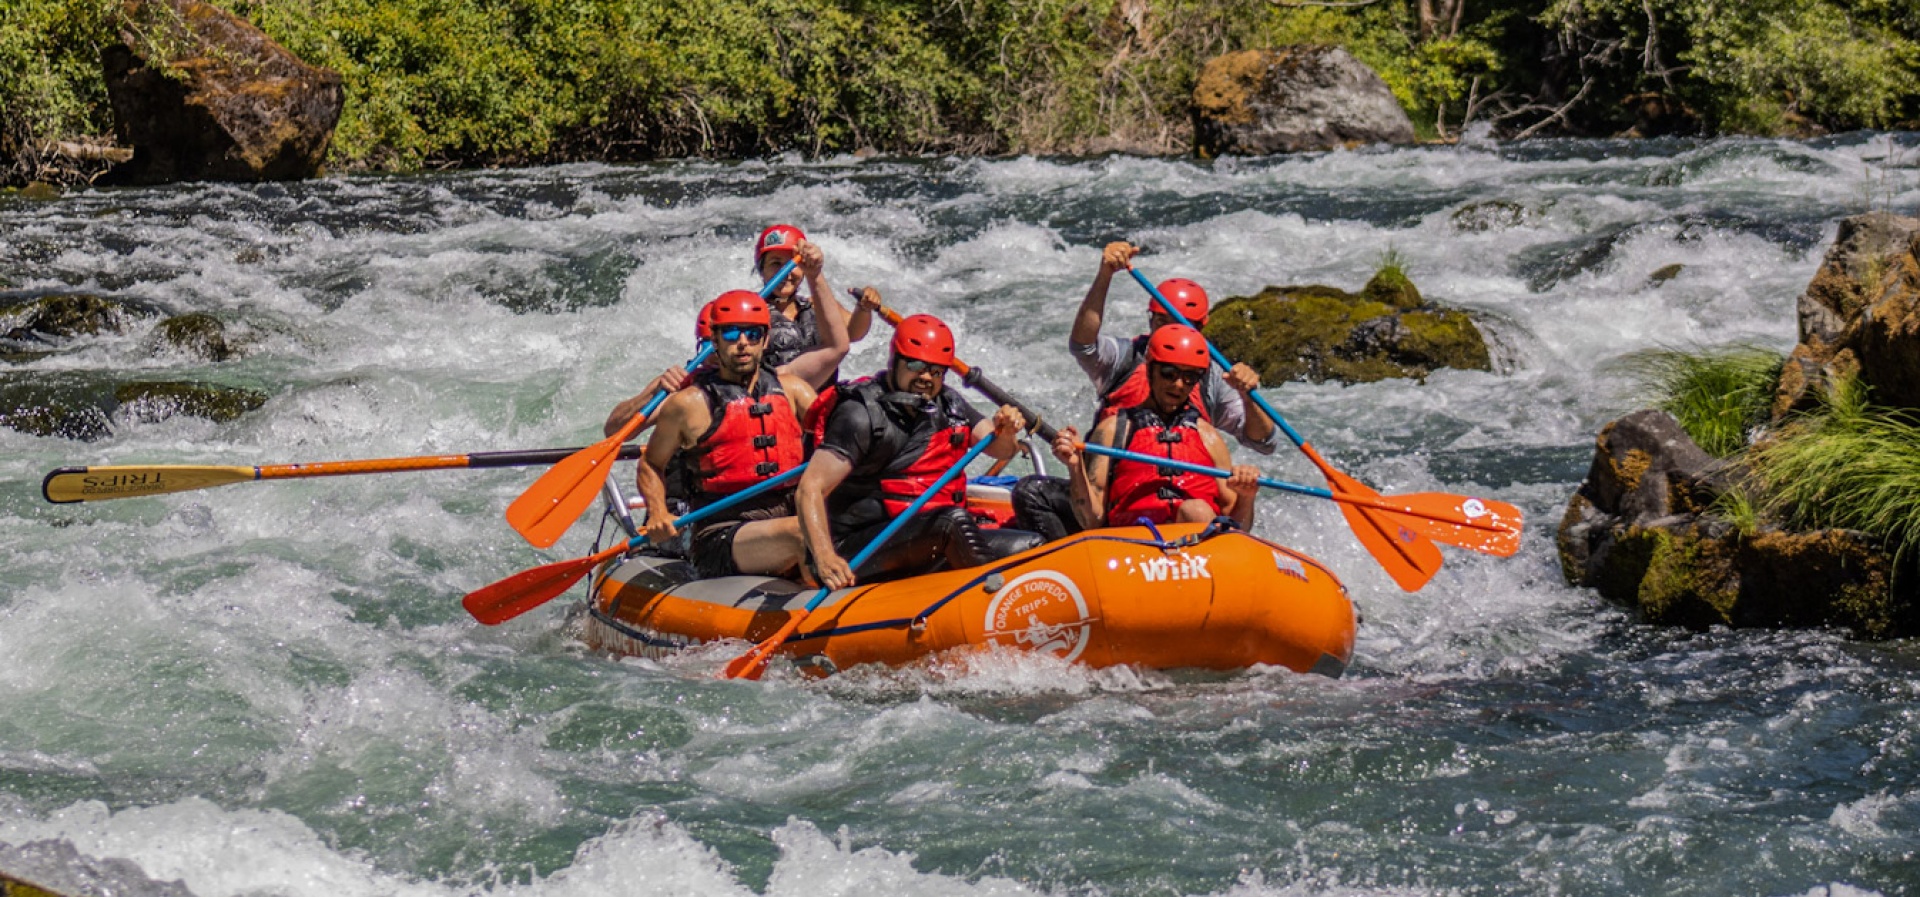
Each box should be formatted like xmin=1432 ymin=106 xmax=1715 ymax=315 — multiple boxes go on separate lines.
xmin=0 ymin=0 xmax=118 ymax=181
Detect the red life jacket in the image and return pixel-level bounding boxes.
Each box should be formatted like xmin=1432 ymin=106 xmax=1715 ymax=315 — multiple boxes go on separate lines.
xmin=1103 ymin=404 xmax=1221 ymax=526
xmin=683 ymin=366 xmax=805 ymax=505
xmin=1096 ymin=335 xmax=1212 ymax=423
xmin=810 ymin=373 xmax=974 ymax=530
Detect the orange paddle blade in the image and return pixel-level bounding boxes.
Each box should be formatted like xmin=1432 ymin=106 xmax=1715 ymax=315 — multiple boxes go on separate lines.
xmin=505 ymin=427 xmax=630 ymax=549
xmin=1324 ymin=465 xmax=1444 ymax=592
xmin=721 ymin=609 xmax=809 ymax=680
xmin=1371 ymin=492 xmax=1525 ymax=557
xmin=464 ymin=542 xmax=626 ymax=625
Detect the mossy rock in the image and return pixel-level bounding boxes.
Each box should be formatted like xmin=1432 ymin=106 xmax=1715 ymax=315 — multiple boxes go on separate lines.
xmin=0 ymin=293 xmax=162 ymax=341
xmin=1360 ymin=266 xmax=1421 ymax=310
xmin=0 ymin=372 xmax=267 ymax=440
xmin=1647 ymin=263 xmax=1685 ymax=286
xmin=1204 ymin=278 xmax=1492 ymax=385
xmin=115 ymin=381 xmax=268 ymax=424
xmin=155 ymin=312 xmax=240 ymax=361
xmin=0 ymin=374 xmax=116 ymax=440
xmin=1449 ymin=200 xmax=1537 ymax=232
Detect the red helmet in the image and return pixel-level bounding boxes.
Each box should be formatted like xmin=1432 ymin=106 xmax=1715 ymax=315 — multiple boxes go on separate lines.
xmin=1152 ymin=278 xmax=1209 ymax=326
xmin=890 ymin=314 xmax=957 ymax=366
xmin=694 ymin=300 xmax=716 ymax=340
xmin=1145 ymin=324 xmax=1210 ymax=370
xmin=752 ymin=224 xmax=806 ymax=272
xmin=707 ymin=290 xmax=771 ymax=328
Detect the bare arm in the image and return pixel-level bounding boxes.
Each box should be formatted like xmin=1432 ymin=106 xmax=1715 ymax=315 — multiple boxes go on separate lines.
xmin=636 ymin=392 xmax=699 ymax=542
xmin=847 ymin=286 xmax=882 ymax=342
xmin=1070 ymin=241 xmax=1138 ymax=346
xmin=1202 ymin=423 xmax=1257 ymax=531
xmin=1061 ymin=419 xmax=1115 ymax=529
xmin=779 ymin=240 xmax=849 ymax=390
xmin=1220 ymin=363 xmax=1278 ymax=449
xmin=970 ymin=404 xmax=1026 ymax=462
xmin=603 ymin=367 xmax=689 ymax=437
xmin=797 ymin=449 xmax=856 ymax=588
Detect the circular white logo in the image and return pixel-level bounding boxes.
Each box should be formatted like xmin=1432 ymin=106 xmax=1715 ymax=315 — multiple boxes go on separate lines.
xmin=1462 ymin=498 xmax=1488 ymax=519
xmin=982 ymin=570 xmax=1094 ymax=662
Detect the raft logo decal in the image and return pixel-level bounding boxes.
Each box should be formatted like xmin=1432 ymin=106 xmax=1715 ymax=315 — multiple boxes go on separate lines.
xmin=1272 ymin=550 xmax=1307 ymax=582
xmin=984 ymin=570 xmax=1095 ymax=662
xmin=1110 ymin=553 xmax=1212 ymax=583
xmin=1461 ymin=498 xmax=1488 ymax=519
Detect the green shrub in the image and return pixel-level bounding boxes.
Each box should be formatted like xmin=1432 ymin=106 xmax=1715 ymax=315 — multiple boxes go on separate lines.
xmin=0 ymin=0 xmax=119 ymax=180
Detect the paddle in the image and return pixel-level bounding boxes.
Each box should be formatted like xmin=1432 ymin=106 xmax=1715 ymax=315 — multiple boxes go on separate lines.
xmin=504 ymin=258 xmax=798 ymax=549
xmin=1126 ymin=267 xmax=1447 ymax=591
xmin=722 ymin=434 xmax=995 ymax=680
xmin=41 ymin=444 xmax=650 ymax=504
xmin=1076 ymin=442 xmax=1522 ymax=556
xmin=465 ymin=463 xmax=810 ymax=625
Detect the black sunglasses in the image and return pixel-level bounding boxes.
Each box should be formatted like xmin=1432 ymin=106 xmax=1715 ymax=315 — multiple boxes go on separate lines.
xmin=1151 ymin=362 xmax=1205 ymax=384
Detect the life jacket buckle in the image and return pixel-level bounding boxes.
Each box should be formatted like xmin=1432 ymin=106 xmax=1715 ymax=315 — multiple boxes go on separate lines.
xmin=748 ymin=401 xmax=773 ymax=417
xmin=1156 ymin=429 xmax=1183 ymax=444
xmin=752 ymin=434 xmax=778 ymax=448
xmin=755 ymin=461 xmax=779 ymax=475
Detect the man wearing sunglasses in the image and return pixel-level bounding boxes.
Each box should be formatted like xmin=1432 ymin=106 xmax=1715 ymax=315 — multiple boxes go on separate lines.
xmin=796 ymin=314 xmax=1044 ymax=589
xmin=1012 ymin=241 xmax=1278 ymax=541
xmin=632 ymin=289 xmax=844 ymax=580
xmin=1048 ymin=325 xmax=1261 ymax=532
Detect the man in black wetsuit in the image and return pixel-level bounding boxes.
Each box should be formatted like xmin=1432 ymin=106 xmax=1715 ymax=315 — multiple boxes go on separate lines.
xmin=796 ymin=313 xmax=1043 ymax=587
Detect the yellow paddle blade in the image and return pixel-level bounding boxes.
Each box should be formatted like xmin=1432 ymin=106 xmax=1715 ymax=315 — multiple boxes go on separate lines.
xmin=504 ymin=432 xmax=626 ymax=549
xmin=41 ymin=465 xmax=256 ymax=503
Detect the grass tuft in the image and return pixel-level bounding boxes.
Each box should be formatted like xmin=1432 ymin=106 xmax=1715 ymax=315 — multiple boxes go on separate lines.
xmin=1622 ymin=345 xmax=1785 ymax=458
xmin=1751 ymin=379 xmax=1920 ymax=563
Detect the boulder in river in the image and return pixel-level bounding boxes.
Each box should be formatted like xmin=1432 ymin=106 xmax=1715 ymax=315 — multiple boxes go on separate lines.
xmin=1191 ymin=46 xmax=1416 ymax=157
xmin=1202 ymin=267 xmax=1492 ymax=384
xmin=0 ymin=293 xmax=159 ymax=343
xmin=1559 ymin=409 xmax=1912 ymax=638
xmin=101 ymin=0 xmax=344 ymax=185
xmin=0 ymin=372 xmax=268 ymax=441
xmin=154 ymin=312 xmax=244 ymax=361
xmin=1773 ymin=212 xmax=1920 ymax=417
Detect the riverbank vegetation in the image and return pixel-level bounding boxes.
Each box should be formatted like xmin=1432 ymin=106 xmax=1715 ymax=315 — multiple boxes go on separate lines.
xmin=4 ymin=0 xmax=1918 ymax=183
xmin=1636 ymin=347 xmax=1920 ymax=564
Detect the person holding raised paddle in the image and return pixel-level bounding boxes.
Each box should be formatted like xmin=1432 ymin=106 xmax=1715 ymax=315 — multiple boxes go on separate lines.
xmin=633 ymin=289 xmax=841 ymax=580
xmin=753 ymin=224 xmax=874 ymax=368
xmin=797 ymin=313 xmax=1042 ymax=588
xmin=1012 ymin=241 xmax=1277 ymax=540
xmin=1050 ymin=324 xmax=1262 ymax=532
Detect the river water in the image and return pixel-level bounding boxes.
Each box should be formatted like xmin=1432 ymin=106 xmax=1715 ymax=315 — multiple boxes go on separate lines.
xmin=2 ymin=134 xmax=1919 ymax=897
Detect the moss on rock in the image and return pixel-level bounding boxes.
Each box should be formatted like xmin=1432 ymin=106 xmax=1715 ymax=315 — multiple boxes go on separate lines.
xmin=155 ymin=312 xmax=239 ymax=361
xmin=1204 ymin=271 xmax=1491 ymax=385
xmin=114 ymin=381 xmax=267 ymax=423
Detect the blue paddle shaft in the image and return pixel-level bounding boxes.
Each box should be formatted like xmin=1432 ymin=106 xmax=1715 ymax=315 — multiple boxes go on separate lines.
xmin=1126 ymin=267 xmax=1307 ymax=448
xmin=1078 ymin=441 xmax=1331 ymax=501
xmin=621 ymin=462 xmax=808 ymax=552
xmin=759 ymin=258 xmax=798 ymax=297
xmin=800 ymin=433 xmax=996 ymax=614
xmin=634 ymin=342 xmax=717 ymax=425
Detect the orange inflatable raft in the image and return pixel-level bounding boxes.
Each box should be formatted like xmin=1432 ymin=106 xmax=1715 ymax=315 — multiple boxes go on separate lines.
xmin=578 ymin=520 xmax=1356 ymax=677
